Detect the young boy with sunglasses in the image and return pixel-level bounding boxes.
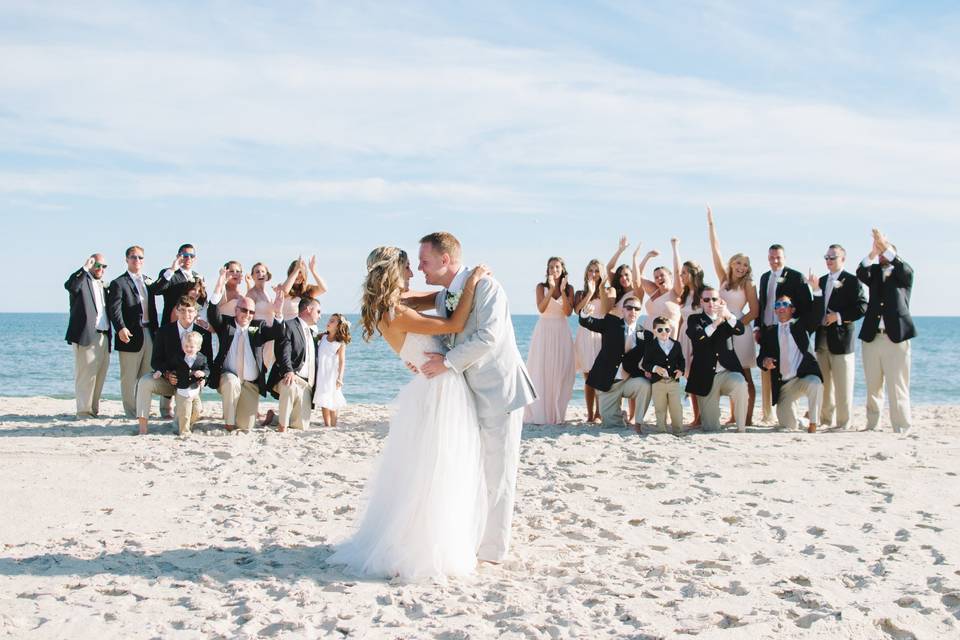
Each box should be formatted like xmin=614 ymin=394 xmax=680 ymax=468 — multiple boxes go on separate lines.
xmin=642 ymin=316 xmax=686 ymax=435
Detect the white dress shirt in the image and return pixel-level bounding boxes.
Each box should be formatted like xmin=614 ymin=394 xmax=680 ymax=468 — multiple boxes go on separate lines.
xmin=778 ymin=321 xmax=803 ymax=381
xmin=815 ymin=271 xmax=842 ymax=324
xmin=177 ymin=354 xmax=200 ymax=398
xmin=163 ymin=267 xmax=196 ymax=282
xmin=225 ymin=328 xmax=258 ymax=382
xmin=89 ymin=274 xmax=110 ymax=331
xmin=861 ymin=248 xmax=897 ymax=330
xmin=127 ymin=271 xmax=150 ymax=321
xmin=703 ymin=312 xmax=736 ymax=372
xmin=657 ymin=338 xmax=673 ymax=356
xmin=763 ymin=269 xmax=783 ymax=326
xmin=296 ymin=318 xmax=314 ymax=382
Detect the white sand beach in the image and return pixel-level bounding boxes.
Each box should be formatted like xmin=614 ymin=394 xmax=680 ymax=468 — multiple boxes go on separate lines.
xmin=1 ymin=397 xmax=958 ymax=639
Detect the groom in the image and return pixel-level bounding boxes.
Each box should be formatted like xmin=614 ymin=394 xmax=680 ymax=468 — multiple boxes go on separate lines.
xmin=414 ymin=231 xmax=537 ymax=564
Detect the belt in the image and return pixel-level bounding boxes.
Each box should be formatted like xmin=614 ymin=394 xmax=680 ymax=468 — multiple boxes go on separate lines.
xmin=140 ymin=321 xmax=152 ymax=327
xmin=96 ymin=329 xmax=109 ymax=334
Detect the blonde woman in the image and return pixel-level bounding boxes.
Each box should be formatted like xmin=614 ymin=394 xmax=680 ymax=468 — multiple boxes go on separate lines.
xmin=327 ymin=247 xmax=490 ymax=581
xmin=707 ymin=206 xmax=762 ymax=426
xmin=573 ymin=259 xmax=605 ymax=423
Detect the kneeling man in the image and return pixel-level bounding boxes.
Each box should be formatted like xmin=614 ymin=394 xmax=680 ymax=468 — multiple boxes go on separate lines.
xmin=578 ymin=294 xmax=651 ymax=428
xmin=758 ymin=294 xmax=823 ymax=432
xmin=686 ymin=287 xmax=748 ymax=432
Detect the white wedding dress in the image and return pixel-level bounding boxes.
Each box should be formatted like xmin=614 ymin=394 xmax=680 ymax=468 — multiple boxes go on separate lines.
xmin=327 ymin=333 xmax=487 ymax=581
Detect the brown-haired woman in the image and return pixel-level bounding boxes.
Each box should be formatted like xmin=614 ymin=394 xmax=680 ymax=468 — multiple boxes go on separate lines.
xmin=279 ymin=254 xmax=328 ymax=320
xmin=678 ymin=258 xmax=706 ymax=426
xmin=523 ymin=256 xmax=576 ymax=425
xmin=573 ymin=259 xmax=605 ymax=423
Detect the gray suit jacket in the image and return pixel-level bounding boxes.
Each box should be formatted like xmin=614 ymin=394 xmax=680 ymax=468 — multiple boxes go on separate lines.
xmin=437 ymin=277 xmax=537 ymax=419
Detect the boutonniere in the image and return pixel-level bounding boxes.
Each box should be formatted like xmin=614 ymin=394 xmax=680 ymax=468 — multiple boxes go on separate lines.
xmin=143 ymin=275 xmax=153 ymax=284
xmin=445 ymin=291 xmax=463 ymax=313
xmin=833 ymin=280 xmax=844 ymax=289
xmin=777 ymin=276 xmax=786 ymax=284
xmin=247 ymin=326 xmax=259 ymax=336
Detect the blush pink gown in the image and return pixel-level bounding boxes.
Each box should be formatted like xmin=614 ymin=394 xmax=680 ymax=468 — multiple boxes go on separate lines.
xmin=523 ymin=294 xmax=576 ymax=425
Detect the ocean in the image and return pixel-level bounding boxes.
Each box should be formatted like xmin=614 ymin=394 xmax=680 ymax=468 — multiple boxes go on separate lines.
xmin=0 ymin=314 xmax=953 ymax=407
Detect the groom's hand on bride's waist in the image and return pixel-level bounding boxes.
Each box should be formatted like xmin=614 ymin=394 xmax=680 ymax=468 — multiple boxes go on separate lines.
xmin=420 ymin=352 xmax=449 ymax=379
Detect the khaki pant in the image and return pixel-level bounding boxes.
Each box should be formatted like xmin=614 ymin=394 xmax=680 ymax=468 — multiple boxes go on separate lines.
xmin=598 ymin=377 xmax=652 ymax=427
xmin=815 ymin=334 xmax=854 ymax=428
xmin=118 ymin=331 xmax=153 ymax=418
xmin=72 ymin=333 xmax=109 ymax=417
xmin=136 ymin=373 xmax=176 ymax=419
xmin=276 ymin=376 xmax=312 ymax=429
xmin=777 ymin=375 xmax=823 ymax=430
xmin=652 ymin=379 xmax=684 ymax=433
xmin=699 ymin=370 xmax=748 ymax=431
xmin=220 ymin=373 xmax=260 ymax=431
xmin=862 ymin=334 xmax=912 ymax=431
xmin=174 ymin=393 xmax=203 ymax=435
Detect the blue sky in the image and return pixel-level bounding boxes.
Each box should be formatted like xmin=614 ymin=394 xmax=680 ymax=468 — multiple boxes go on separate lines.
xmin=1 ymin=1 xmax=954 ymax=314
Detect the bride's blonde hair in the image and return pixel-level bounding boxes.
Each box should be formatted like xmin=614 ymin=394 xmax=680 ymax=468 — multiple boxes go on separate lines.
xmin=361 ymin=246 xmax=408 ymax=342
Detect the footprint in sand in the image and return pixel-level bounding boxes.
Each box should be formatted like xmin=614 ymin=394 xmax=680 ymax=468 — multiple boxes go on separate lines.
xmin=806 ymin=526 xmax=825 ymax=537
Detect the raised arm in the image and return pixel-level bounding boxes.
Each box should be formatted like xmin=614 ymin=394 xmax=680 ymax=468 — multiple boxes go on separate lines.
xmin=706 ymin=206 xmax=727 ymax=285
xmin=279 ymin=257 xmax=302 ymax=295
xmin=560 ymin=281 xmax=573 ymax=317
xmin=536 ymin=276 xmax=557 ymax=314
xmin=671 ymin=237 xmax=683 ymax=297
xmin=308 ymin=255 xmax=328 ymax=295
xmin=400 ymin=290 xmax=440 ymax=312
xmin=634 ymin=249 xmax=659 ymax=296
xmin=606 ymin=235 xmax=629 ymax=280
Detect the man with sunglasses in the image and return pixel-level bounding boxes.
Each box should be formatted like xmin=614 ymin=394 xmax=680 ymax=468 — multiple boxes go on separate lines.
xmin=806 ymin=244 xmax=866 ymax=430
xmin=857 ymin=228 xmax=915 ymax=433
xmin=758 ymin=294 xmax=823 ymax=432
xmin=156 ymin=243 xmax=202 ymax=327
xmin=64 ymin=253 xmax=113 ymax=418
xmin=577 ymin=294 xmax=652 ymax=429
xmin=107 ymin=246 xmax=165 ymax=417
xmin=207 ymin=288 xmax=282 ymax=432
xmin=685 ymin=286 xmax=749 ymax=432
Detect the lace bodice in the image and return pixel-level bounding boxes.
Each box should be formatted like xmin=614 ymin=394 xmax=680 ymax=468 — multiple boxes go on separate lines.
xmin=399 ymin=333 xmax=446 ymax=370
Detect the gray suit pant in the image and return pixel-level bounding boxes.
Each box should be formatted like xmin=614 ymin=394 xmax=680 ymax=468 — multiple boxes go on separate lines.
xmin=477 ymin=408 xmax=524 ymax=563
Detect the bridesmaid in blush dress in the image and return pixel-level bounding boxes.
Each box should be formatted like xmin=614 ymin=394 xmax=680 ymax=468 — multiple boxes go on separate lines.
xmin=707 ymin=206 xmax=761 ymax=426
xmin=634 ymin=238 xmax=684 ymax=337
xmin=604 ymin=235 xmax=645 ymax=313
xmin=523 ymin=257 xmax=576 ymax=425
xmin=573 ymin=259 xmax=605 ymax=423
xmin=677 ymin=258 xmax=706 ymax=426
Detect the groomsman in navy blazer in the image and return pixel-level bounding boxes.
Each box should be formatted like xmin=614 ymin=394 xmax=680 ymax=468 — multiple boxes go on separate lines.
xmin=155 ymin=243 xmax=203 ymax=326
xmin=108 ymin=246 xmax=164 ymax=417
xmin=756 ymin=244 xmax=813 ymax=424
xmin=65 ymin=254 xmax=113 ymax=418
xmin=857 ymin=229 xmax=916 ymax=432
xmin=759 ymin=294 xmax=823 ymax=432
xmin=807 ymin=244 xmax=867 ymax=430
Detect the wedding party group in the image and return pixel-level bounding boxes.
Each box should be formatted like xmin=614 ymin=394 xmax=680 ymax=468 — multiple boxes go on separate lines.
xmin=64 ymin=245 xmax=351 ymax=434
xmin=522 ymin=209 xmax=916 ymax=435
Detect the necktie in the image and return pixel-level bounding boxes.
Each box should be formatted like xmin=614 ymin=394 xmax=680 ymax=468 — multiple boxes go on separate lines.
xmin=779 ymin=324 xmax=791 ymax=377
xmin=305 ymin=325 xmax=315 ymax=386
xmin=235 ymin=330 xmax=246 ymax=381
xmin=766 ymin=272 xmax=778 ymax=324
xmin=135 ymin=276 xmax=148 ymax=319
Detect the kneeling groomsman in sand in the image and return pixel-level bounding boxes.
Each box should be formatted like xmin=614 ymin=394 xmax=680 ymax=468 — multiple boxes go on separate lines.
xmin=642 ymin=316 xmax=686 ymax=435
xmin=807 ymin=244 xmax=866 ymax=430
xmin=207 ymin=292 xmax=282 ymax=432
xmin=686 ymin=286 xmax=748 ymax=432
xmin=267 ymin=297 xmax=321 ymax=431
xmin=578 ymin=294 xmax=651 ymax=429
xmin=65 ymin=254 xmax=113 ymax=418
xmin=857 ymin=229 xmax=916 ymax=433
xmin=136 ymin=297 xmax=213 ymax=435
xmin=108 ymin=246 xmax=164 ymax=418
xmin=758 ymin=294 xmax=823 ymax=432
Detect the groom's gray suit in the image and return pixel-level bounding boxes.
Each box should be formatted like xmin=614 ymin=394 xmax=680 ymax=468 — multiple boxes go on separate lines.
xmin=438 ymin=267 xmax=537 ymax=562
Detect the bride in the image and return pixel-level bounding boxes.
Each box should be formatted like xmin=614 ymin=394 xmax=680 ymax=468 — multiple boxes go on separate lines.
xmin=327 ymin=246 xmax=490 ymax=580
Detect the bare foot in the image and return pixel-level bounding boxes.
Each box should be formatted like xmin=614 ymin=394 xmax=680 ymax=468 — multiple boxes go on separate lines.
xmin=261 ymin=409 xmax=275 ymax=427
xmin=277 ymin=425 xmax=286 ymax=433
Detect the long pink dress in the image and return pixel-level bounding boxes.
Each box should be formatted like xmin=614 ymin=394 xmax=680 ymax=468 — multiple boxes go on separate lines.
xmin=643 ymin=290 xmax=682 ymax=338
xmin=678 ymin=296 xmax=697 ymax=378
xmin=523 ymin=294 xmax=576 ymax=425
xmin=574 ymin=297 xmax=604 ymax=374
xmin=719 ymin=285 xmax=755 ymax=369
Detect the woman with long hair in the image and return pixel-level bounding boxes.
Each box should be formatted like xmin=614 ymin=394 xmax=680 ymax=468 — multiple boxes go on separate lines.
xmin=633 ymin=237 xmax=683 ymax=337
xmin=573 ymin=259 xmax=605 ymax=423
xmin=523 ymin=256 xmax=576 ymax=425
xmin=678 ymin=258 xmax=706 ymax=426
xmin=328 ymin=246 xmax=490 ymax=580
xmin=279 ymin=255 xmax=327 ymax=320
xmin=604 ymin=235 xmax=645 ymax=313
xmin=707 ymin=206 xmax=762 ymax=426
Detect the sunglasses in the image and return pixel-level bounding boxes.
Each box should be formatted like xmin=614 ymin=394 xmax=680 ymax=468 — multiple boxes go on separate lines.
xmin=654 ymin=326 xmax=672 ymax=334
xmin=701 ymin=296 xmax=719 ymax=302
xmin=824 ymin=254 xmax=841 ymax=260
xmin=127 ymin=255 xmax=145 ymax=261
xmin=624 ymin=305 xmax=642 ymax=311
xmin=774 ymin=301 xmax=793 ymax=309
xmin=180 ymin=253 xmax=196 ymax=259
xmin=93 ymin=262 xmax=108 ymax=269
xmin=236 ymin=307 xmax=255 ymax=315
